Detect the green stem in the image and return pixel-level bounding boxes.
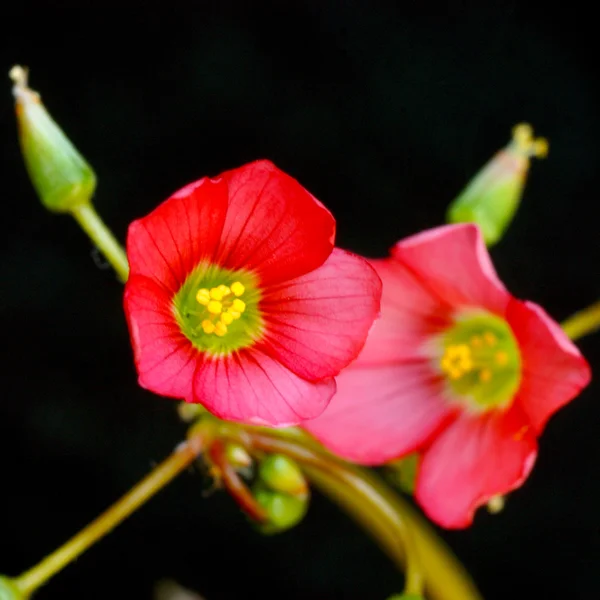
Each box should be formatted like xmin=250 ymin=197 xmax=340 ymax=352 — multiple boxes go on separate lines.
xmin=215 ymin=425 xmax=482 ymax=600
xmin=12 ymin=435 xmax=204 ymax=598
xmin=561 ymin=299 xmax=600 ymax=341
xmin=70 ymin=203 xmax=129 ymax=282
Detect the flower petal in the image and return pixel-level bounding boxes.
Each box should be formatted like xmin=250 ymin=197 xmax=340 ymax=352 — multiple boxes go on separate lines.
xmin=127 ymin=176 xmax=229 ymax=293
xmin=124 ymin=275 xmax=196 ymax=399
xmin=303 ymin=362 xmax=458 ymax=464
xmin=259 ymin=248 xmax=382 ymax=381
xmin=507 ymin=299 xmax=591 ymax=433
xmin=415 ymin=404 xmax=537 ymax=529
xmin=353 ymin=257 xmax=452 ymax=366
xmin=216 ymin=160 xmax=336 ymax=285
xmin=191 ymin=348 xmax=336 ymax=426
xmin=390 ymin=224 xmax=510 ymax=315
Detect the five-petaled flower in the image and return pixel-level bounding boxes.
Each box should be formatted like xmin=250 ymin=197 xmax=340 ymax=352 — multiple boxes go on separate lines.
xmin=304 ymin=224 xmax=591 ymax=528
xmin=124 ymin=160 xmax=381 ymax=426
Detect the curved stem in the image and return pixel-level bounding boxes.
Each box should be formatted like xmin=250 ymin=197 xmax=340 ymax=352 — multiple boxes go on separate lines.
xmin=208 ymin=439 xmax=269 ymax=522
xmin=216 ymin=425 xmax=482 ymax=600
xmin=13 ymin=436 xmax=204 ymax=598
xmin=71 ymin=203 xmax=129 ymax=282
xmin=561 ymin=299 xmax=600 ymax=341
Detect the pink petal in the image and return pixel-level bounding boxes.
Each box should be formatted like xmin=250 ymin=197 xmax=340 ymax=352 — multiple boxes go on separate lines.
xmin=506 ymin=299 xmax=591 ymax=433
xmin=303 ymin=362 xmax=458 ymax=464
xmin=216 ymin=160 xmax=336 ymax=286
xmin=191 ymin=348 xmax=336 ymax=426
xmin=127 ymin=176 xmax=229 ymax=293
xmin=259 ymin=248 xmax=382 ymax=381
xmin=390 ymin=224 xmax=510 ymax=315
xmin=415 ymin=404 xmax=538 ymax=529
xmin=353 ymin=257 xmax=453 ymax=366
xmin=124 ymin=275 xmax=197 ymax=399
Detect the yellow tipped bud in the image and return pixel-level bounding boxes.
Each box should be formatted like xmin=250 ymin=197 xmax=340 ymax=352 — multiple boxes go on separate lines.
xmin=446 ymin=123 xmax=548 ymax=246
xmin=10 ymin=66 xmax=97 ymax=214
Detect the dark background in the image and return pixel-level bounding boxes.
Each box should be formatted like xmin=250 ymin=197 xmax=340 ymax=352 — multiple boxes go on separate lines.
xmin=1 ymin=2 xmax=599 ymax=599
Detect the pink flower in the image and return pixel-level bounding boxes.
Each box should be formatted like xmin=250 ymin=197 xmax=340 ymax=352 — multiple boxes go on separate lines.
xmin=304 ymin=224 xmax=590 ymax=528
xmin=124 ymin=160 xmax=381 ymax=427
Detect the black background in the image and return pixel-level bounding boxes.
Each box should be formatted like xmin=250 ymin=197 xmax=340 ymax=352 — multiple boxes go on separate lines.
xmin=1 ymin=2 xmax=599 ymax=599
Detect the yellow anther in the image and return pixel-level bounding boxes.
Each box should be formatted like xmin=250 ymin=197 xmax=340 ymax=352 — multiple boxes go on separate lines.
xmin=196 ymin=288 xmax=210 ymax=306
xmin=470 ymin=335 xmax=483 ymax=348
xmin=220 ymin=312 xmax=234 ymax=325
xmin=232 ymin=298 xmax=246 ymax=313
xmin=511 ymin=123 xmax=548 ymax=159
xmin=228 ymin=310 xmax=242 ymax=320
xmin=218 ymin=284 xmax=231 ymax=296
xmin=440 ymin=344 xmax=473 ymax=379
xmin=487 ymin=495 xmax=505 ymax=514
xmin=495 ymin=351 xmax=509 ymax=366
xmin=479 ymin=368 xmax=493 ymax=383
xmin=483 ymin=332 xmax=497 ymax=346
xmin=231 ymin=281 xmax=245 ymax=297
xmin=201 ymin=319 xmax=215 ymax=334
xmin=207 ymin=300 xmax=222 ymax=315
xmin=214 ymin=321 xmax=228 ymax=337
xmin=210 ymin=287 xmax=224 ymax=301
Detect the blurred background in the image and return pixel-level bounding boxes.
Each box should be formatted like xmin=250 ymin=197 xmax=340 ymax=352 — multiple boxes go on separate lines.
xmin=1 ymin=2 xmax=599 ymax=599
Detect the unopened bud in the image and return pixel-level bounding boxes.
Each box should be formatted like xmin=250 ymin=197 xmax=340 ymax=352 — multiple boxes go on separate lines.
xmin=258 ymin=454 xmax=308 ymax=497
xmin=446 ymin=123 xmax=548 ymax=246
xmin=253 ymin=484 xmax=308 ymax=534
xmin=10 ymin=65 xmax=96 ymax=213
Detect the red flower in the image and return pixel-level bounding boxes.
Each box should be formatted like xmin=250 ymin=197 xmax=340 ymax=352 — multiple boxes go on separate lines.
xmin=304 ymin=224 xmax=590 ymax=528
xmin=124 ymin=160 xmax=381 ymax=426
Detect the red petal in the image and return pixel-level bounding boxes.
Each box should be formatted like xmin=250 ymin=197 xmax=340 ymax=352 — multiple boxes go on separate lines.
xmin=390 ymin=224 xmax=510 ymax=315
xmin=127 ymin=176 xmax=229 ymax=293
xmin=259 ymin=248 xmax=382 ymax=381
xmin=507 ymin=299 xmax=591 ymax=433
xmin=303 ymin=362 xmax=458 ymax=464
xmin=216 ymin=160 xmax=336 ymax=285
xmin=191 ymin=348 xmax=336 ymax=426
xmin=124 ymin=275 xmax=197 ymax=399
xmin=415 ymin=404 xmax=537 ymax=529
xmin=353 ymin=257 xmax=452 ymax=366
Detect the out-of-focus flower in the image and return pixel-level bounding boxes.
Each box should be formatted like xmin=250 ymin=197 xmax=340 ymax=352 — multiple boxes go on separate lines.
xmin=124 ymin=160 xmax=381 ymax=426
xmin=446 ymin=124 xmax=548 ymax=246
xmin=304 ymin=224 xmax=590 ymax=528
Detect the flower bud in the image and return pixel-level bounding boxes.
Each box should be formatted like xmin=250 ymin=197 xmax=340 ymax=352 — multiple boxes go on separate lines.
xmin=253 ymin=483 xmax=309 ymax=534
xmin=0 ymin=576 xmax=25 ymax=600
xmin=446 ymin=123 xmax=548 ymax=246
xmin=258 ymin=454 xmax=308 ymax=497
xmin=9 ymin=65 xmax=96 ymax=214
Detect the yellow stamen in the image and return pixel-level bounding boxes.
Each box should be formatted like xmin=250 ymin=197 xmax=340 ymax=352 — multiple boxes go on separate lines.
xmin=196 ymin=288 xmax=210 ymax=306
xmin=440 ymin=344 xmax=473 ymax=379
xmin=232 ymin=298 xmax=246 ymax=313
xmin=470 ymin=335 xmax=483 ymax=348
xmin=207 ymin=300 xmax=222 ymax=315
xmin=512 ymin=123 xmax=548 ymax=158
xmin=479 ymin=368 xmax=492 ymax=383
xmin=231 ymin=281 xmax=245 ymax=297
xmin=487 ymin=495 xmax=505 ymax=514
xmin=218 ymin=284 xmax=231 ymax=296
xmin=483 ymin=332 xmax=497 ymax=346
xmin=220 ymin=312 xmax=234 ymax=325
xmin=214 ymin=321 xmax=228 ymax=337
xmin=228 ymin=310 xmax=241 ymax=320
xmin=495 ymin=351 xmax=509 ymax=366
xmin=201 ymin=320 xmax=215 ymax=334
xmin=210 ymin=287 xmax=224 ymax=301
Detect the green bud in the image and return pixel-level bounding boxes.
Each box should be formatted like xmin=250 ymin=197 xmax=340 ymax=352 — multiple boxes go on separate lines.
xmin=385 ymin=453 xmax=419 ymax=495
xmin=10 ymin=65 xmax=96 ymax=213
xmin=0 ymin=576 xmax=26 ymax=600
xmin=446 ymin=123 xmax=548 ymax=246
xmin=258 ymin=454 xmax=308 ymax=497
xmin=253 ymin=484 xmax=308 ymax=534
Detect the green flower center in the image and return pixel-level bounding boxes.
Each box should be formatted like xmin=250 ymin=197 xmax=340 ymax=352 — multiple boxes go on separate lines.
xmin=173 ymin=263 xmax=263 ymax=355
xmin=436 ymin=310 xmax=521 ymax=411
